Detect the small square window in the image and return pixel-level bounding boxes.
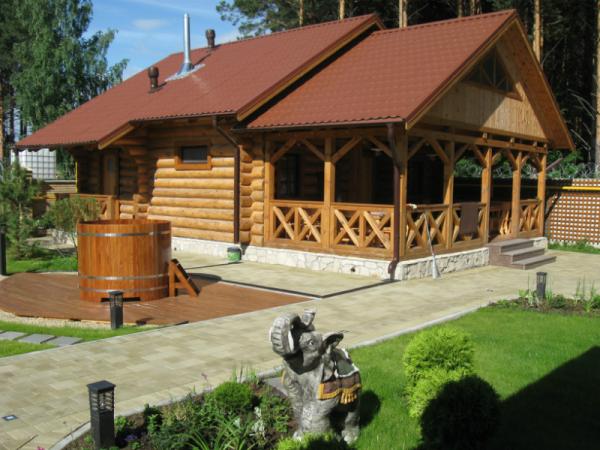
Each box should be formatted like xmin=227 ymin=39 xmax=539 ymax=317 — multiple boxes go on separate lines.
xmin=181 ymin=146 xmax=209 ymax=163
xmin=176 ymin=145 xmax=212 ymax=170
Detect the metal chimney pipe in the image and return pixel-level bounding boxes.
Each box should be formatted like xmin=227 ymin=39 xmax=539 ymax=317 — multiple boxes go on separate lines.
xmin=177 ymin=13 xmax=193 ymax=76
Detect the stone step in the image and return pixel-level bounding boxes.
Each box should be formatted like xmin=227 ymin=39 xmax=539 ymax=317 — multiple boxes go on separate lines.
xmin=0 ymin=331 xmax=26 ymax=341
xmin=510 ymin=254 xmax=557 ymax=270
xmin=488 ymin=238 xmax=534 ymax=256
xmin=18 ymin=334 xmax=55 ymax=344
xmin=496 ymin=247 xmax=546 ymax=264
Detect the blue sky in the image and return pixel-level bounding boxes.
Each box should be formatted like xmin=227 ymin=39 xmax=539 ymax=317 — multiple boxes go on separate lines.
xmin=89 ymin=0 xmax=240 ymax=79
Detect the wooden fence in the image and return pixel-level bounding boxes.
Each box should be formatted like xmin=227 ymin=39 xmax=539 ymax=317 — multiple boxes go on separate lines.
xmin=545 ymin=179 xmax=600 ymax=245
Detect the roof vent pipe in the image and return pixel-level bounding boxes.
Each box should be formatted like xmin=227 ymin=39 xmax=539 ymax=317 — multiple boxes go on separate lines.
xmin=148 ymin=66 xmax=159 ymax=91
xmin=206 ymin=29 xmax=216 ymax=49
xmin=177 ymin=13 xmax=194 ymax=76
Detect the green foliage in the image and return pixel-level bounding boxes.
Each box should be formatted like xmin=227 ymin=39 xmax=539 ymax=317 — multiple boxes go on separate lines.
xmin=11 ymin=0 xmax=127 ymax=130
xmin=7 ymin=248 xmax=78 ymax=273
xmin=148 ymin=384 xmax=290 ymax=450
xmin=208 ymin=381 xmax=255 ymax=414
xmin=549 ymin=240 xmax=600 ymax=254
xmin=454 ymin=158 xmax=482 ymax=178
xmin=0 ymin=162 xmax=42 ymax=258
xmin=276 ymin=433 xmax=348 ymax=450
xmin=44 ymin=195 xmax=100 ymax=249
xmin=420 ymin=375 xmax=500 ymax=450
xmin=408 ymin=367 xmax=471 ymax=418
xmin=402 ymin=326 xmax=474 ymax=396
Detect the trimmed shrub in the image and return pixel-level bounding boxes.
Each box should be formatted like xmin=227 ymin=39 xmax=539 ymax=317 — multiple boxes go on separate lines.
xmin=208 ymin=381 xmax=255 ymax=414
xmin=408 ymin=367 xmax=471 ymax=418
xmin=402 ymin=326 xmax=474 ymax=395
xmin=276 ymin=433 xmax=348 ymax=450
xmin=420 ymin=375 xmax=500 ymax=450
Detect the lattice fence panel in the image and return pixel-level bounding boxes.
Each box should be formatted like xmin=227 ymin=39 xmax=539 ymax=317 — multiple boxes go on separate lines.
xmin=546 ymin=179 xmax=600 ymax=245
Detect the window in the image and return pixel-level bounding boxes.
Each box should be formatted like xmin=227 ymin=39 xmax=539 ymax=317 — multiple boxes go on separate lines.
xmin=466 ymin=50 xmax=516 ymax=95
xmin=175 ymin=145 xmax=211 ymax=170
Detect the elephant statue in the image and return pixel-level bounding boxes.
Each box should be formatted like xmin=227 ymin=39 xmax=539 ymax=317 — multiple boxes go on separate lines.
xmin=269 ymin=309 xmax=361 ymax=444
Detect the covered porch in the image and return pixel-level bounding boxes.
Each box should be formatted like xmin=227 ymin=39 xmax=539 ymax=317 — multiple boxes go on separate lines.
xmin=262 ymin=124 xmax=547 ymax=262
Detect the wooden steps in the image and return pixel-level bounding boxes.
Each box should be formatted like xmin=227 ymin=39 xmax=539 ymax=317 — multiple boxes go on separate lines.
xmin=488 ymin=239 xmax=556 ymax=270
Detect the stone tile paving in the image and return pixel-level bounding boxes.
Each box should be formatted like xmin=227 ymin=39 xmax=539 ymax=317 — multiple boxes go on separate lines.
xmin=17 ymin=334 xmax=56 ymax=344
xmin=178 ymin=252 xmax=383 ymax=297
xmin=0 ymin=250 xmax=598 ymax=449
xmin=0 ymin=331 xmax=26 ymax=341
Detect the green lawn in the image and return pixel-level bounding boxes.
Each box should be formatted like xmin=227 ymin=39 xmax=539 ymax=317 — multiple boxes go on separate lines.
xmin=351 ymin=308 xmax=600 ymax=450
xmin=0 ymin=321 xmax=150 ymax=341
xmin=0 ymin=322 xmax=154 ymax=358
xmin=0 ymin=340 xmax=55 ymax=357
xmin=548 ymin=241 xmax=600 ymax=254
xmin=7 ymin=247 xmax=77 ymax=274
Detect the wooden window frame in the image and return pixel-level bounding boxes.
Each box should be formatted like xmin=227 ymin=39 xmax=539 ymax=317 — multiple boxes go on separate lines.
xmin=174 ymin=143 xmax=212 ymax=170
xmin=465 ymin=50 xmax=521 ymax=101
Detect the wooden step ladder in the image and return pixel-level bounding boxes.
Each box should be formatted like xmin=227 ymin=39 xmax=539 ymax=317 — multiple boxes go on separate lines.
xmin=168 ymin=259 xmax=200 ymax=297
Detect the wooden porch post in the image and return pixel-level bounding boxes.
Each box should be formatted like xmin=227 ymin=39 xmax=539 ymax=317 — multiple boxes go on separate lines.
xmin=398 ymin=131 xmax=408 ymax=258
xmin=537 ymin=151 xmax=547 ymax=237
xmin=444 ymin=140 xmax=455 ymax=249
xmin=511 ymin=151 xmax=523 ymax=238
xmin=480 ymin=147 xmax=493 ymax=243
xmin=323 ymin=137 xmax=335 ymax=249
xmin=263 ymin=141 xmax=274 ymax=243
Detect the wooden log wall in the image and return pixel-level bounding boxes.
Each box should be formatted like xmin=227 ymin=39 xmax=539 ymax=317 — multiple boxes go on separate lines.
xmin=241 ymin=142 xmax=265 ymax=246
xmin=139 ymin=120 xmax=238 ymax=243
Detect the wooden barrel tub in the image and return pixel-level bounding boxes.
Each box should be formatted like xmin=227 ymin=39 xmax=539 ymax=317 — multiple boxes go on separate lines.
xmin=77 ymin=220 xmax=171 ymax=302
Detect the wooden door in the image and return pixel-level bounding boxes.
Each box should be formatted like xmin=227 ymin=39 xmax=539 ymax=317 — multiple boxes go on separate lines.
xmin=102 ymin=151 xmax=119 ymax=196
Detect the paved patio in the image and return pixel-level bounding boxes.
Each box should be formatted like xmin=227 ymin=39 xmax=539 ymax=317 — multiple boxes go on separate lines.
xmin=0 ymin=250 xmax=598 ymax=449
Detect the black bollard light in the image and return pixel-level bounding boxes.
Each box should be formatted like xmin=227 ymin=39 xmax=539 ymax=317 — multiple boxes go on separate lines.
xmin=87 ymin=380 xmax=116 ymax=450
xmin=109 ymin=290 xmax=124 ymax=330
xmin=0 ymin=226 xmax=6 ymax=276
xmin=536 ymin=272 xmax=547 ymax=301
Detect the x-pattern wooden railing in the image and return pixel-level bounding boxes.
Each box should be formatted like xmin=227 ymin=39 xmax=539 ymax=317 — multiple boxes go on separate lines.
xmin=490 ymin=203 xmax=512 ymax=236
xmin=406 ymin=205 xmax=448 ymax=254
xmin=331 ymin=203 xmax=393 ymax=254
xmin=452 ymin=203 xmax=485 ymax=243
xmin=519 ymin=199 xmax=542 ymax=233
xmin=72 ymin=194 xmax=116 ymax=220
xmin=270 ymin=200 xmax=322 ymax=245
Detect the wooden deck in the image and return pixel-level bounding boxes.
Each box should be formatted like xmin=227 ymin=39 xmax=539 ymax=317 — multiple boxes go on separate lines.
xmin=0 ymin=273 xmax=308 ymax=325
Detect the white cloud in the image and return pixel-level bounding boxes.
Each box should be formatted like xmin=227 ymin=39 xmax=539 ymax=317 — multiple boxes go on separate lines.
xmin=133 ymin=19 xmax=169 ymax=31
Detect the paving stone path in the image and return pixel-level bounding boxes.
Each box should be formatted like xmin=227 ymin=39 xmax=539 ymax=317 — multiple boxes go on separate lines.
xmin=0 ymin=331 xmax=82 ymax=346
xmin=0 ymin=250 xmax=598 ymax=450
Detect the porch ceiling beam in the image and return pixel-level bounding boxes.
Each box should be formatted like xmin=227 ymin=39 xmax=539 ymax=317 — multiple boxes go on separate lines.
xmin=455 ymin=143 xmax=470 ymax=162
xmin=366 ymin=135 xmax=393 ymax=159
xmin=408 ymin=138 xmax=426 ymax=160
xmin=332 ymin=136 xmax=362 ymax=164
xmin=470 ymin=144 xmax=486 ymax=167
xmin=300 ymin=139 xmax=325 ymax=161
xmin=427 ymin=137 xmax=451 ymax=166
xmin=411 ymin=128 xmax=546 ymax=154
xmin=503 ymin=149 xmax=518 ymax=170
xmin=271 ymin=138 xmax=297 ymax=164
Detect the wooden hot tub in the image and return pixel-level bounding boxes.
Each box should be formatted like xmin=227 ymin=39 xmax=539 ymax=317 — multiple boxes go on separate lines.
xmin=77 ymin=219 xmax=171 ymax=302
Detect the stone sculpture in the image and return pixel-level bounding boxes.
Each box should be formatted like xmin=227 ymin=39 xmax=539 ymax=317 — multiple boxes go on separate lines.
xmin=269 ymin=309 xmax=361 ymax=443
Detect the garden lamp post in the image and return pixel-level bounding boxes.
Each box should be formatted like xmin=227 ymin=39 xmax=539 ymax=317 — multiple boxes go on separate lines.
xmin=109 ymin=290 xmax=124 ymax=330
xmin=536 ymin=272 xmax=547 ymax=300
xmin=87 ymin=380 xmax=116 ymax=450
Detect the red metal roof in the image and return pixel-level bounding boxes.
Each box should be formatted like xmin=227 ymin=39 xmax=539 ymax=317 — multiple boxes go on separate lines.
xmin=17 ymin=14 xmax=380 ymax=148
xmin=247 ymin=10 xmax=517 ymax=130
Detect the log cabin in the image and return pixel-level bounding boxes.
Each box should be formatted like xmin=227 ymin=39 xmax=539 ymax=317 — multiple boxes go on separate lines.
xmin=17 ymin=10 xmax=574 ymax=279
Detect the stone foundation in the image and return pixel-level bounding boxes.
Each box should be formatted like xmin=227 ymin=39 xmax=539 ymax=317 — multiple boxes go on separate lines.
xmin=172 ymin=237 xmax=492 ymax=280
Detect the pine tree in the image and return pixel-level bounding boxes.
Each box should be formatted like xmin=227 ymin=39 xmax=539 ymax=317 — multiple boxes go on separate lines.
xmin=12 ymin=0 xmax=127 ymax=131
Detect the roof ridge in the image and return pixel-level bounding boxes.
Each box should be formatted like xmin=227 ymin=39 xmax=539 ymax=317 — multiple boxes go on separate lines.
xmin=373 ymin=9 xmax=516 ymax=36
xmin=182 ymin=13 xmax=378 ymax=54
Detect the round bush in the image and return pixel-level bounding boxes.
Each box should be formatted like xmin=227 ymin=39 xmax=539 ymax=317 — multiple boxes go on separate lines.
xmin=420 ymin=375 xmax=500 ymax=450
xmin=208 ymin=381 xmax=254 ymax=413
xmin=408 ymin=367 xmax=470 ymax=418
xmin=402 ymin=326 xmax=474 ymax=394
